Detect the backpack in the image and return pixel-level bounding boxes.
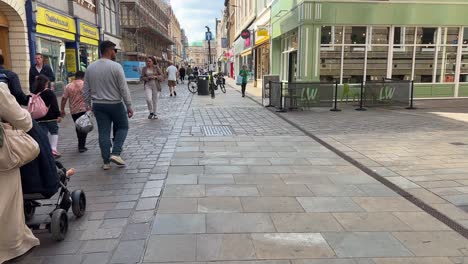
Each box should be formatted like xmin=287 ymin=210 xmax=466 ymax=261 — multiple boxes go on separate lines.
xmin=28 ymin=90 xmax=49 ymax=119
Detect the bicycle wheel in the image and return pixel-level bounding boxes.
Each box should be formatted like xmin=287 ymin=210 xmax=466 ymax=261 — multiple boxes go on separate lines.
xmin=220 ymin=84 xmax=226 ymax=93
xmin=188 ymin=80 xmax=198 ymax=93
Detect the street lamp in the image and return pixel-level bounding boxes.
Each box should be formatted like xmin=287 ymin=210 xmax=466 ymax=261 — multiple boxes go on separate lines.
xmin=205 ymin=26 xmax=215 ymax=98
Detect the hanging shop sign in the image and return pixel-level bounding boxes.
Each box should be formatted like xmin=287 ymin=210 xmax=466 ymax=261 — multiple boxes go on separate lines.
xmin=241 ymin=30 xmax=251 ymax=39
xmin=36 ymin=6 xmax=76 ymax=33
xmin=65 ymin=49 xmax=77 ymax=73
xmin=257 ymin=26 xmax=268 ymax=37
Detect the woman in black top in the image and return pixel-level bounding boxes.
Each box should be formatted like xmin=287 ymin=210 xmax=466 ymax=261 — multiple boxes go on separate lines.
xmin=33 ymin=75 xmax=61 ymax=158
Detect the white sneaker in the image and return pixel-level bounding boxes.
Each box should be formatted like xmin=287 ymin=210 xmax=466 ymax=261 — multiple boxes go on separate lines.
xmin=110 ymin=155 xmax=126 ymax=167
xmin=102 ymin=163 xmax=111 ymax=170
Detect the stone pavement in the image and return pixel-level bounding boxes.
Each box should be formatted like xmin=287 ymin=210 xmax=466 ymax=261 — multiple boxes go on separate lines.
xmin=15 ymin=80 xmax=468 ymax=264
xmin=227 ymin=76 xmax=468 ymax=231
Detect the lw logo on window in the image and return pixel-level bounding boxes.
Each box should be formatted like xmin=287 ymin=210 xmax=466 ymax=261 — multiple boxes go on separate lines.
xmin=302 ymin=87 xmax=318 ymax=101
xmin=379 ymin=86 xmax=395 ymax=100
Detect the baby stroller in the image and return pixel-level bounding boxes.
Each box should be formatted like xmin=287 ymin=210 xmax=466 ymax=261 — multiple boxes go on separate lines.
xmin=21 ymin=121 xmax=86 ymax=241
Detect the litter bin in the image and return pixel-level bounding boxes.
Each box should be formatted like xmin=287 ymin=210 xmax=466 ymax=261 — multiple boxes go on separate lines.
xmin=197 ymin=75 xmax=209 ymax=95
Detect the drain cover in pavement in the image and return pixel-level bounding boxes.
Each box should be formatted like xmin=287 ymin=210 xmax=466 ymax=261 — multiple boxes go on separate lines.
xmin=201 ymin=126 xmax=234 ymax=136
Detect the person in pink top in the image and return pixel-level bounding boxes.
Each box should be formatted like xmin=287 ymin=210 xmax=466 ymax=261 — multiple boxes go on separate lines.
xmin=60 ymin=71 xmax=89 ymax=153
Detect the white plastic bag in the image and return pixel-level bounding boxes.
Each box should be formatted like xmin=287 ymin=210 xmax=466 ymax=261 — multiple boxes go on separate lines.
xmin=75 ymin=112 xmax=94 ymax=134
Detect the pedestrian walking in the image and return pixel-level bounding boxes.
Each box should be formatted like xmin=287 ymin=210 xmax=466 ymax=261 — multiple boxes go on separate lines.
xmin=0 ymin=82 xmax=40 ymax=264
xmin=33 ymin=75 xmax=62 ymax=158
xmin=141 ymin=56 xmax=163 ymax=119
xmin=83 ymin=40 xmax=134 ymax=170
xmin=166 ymin=62 xmax=178 ymax=97
xmin=239 ymin=64 xmax=249 ymax=97
xmin=29 ymin=53 xmax=55 ymax=92
xmin=60 ymin=71 xmax=89 ymax=153
xmin=0 ymin=54 xmax=29 ymax=106
xmin=179 ymin=65 xmax=186 ymax=83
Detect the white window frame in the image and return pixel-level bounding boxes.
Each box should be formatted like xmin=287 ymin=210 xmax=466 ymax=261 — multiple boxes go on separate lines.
xmin=421 ymin=27 xmax=438 ymax=52
xmin=351 ymin=26 xmax=367 ymax=52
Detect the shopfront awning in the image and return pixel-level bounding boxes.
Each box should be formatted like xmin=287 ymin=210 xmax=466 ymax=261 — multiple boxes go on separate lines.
xmin=254 ymin=36 xmax=270 ymax=48
xmin=240 ymin=48 xmax=252 ymax=57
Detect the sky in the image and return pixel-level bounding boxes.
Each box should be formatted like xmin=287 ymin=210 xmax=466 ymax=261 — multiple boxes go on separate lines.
xmin=171 ymin=0 xmax=225 ymax=44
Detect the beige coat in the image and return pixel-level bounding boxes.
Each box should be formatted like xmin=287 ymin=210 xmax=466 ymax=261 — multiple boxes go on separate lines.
xmin=0 ymin=83 xmax=40 ymax=263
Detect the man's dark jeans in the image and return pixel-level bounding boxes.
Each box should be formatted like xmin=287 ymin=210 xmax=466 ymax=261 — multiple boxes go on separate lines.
xmin=93 ymin=103 xmax=128 ymax=164
xmin=71 ymin=111 xmax=88 ymax=149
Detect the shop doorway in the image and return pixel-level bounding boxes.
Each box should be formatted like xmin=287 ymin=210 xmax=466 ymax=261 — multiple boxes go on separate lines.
xmin=288 ymin=51 xmax=298 ymax=83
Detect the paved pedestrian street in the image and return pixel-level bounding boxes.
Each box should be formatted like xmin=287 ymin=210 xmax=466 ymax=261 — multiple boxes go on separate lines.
xmin=16 ymin=82 xmax=468 ymax=264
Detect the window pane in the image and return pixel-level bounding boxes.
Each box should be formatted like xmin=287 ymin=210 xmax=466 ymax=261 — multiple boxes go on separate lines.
xmin=321 ymin=26 xmax=333 ymax=45
xmin=419 ymin=27 xmax=437 ymax=45
xmin=414 ymin=48 xmax=435 ymax=83
xmin=320 ymin=46 xmax=341 ymax=82
xmin=405 ymin=27 xmax=416 ymax=45
xmin=350 ymin=27 xmax=367 ymax=44
xmin=371 ymin=26 xmax=388 ymax=45
xmin=367 ymin=45 xmax=388 ymax=81
xmin=394 ymin=27 xmax=402 ymax=45
xmin=342 ymin=46 xmax=365 ymax=83
xmin=437 ymin=45 xmax=457 ymax=83
xmin=444 ymin=27 xmax=459 ymax=45
xmin=105 ymin=7 xmax=111 ymax=32
xmin=460 ymin=47 xmax=468 ymax=82
xmin=464 ymin=28 xmax=468 ymax=44
xmin=392 ymin=45 xmax=414 ymax=80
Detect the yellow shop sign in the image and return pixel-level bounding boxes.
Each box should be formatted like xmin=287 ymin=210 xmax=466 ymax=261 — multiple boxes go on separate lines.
xmin=36 ymin=25 xmax=75 ymax=41
xmin=36 ymin=6 xmax=76 ymax=33
xmin=79 ymin=22 xmax=99 ymax=40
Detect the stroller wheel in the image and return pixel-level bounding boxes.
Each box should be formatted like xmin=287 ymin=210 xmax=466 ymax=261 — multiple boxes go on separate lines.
xmin=71 ymin=190 xmax=86 ymax=218
xmin=24 ymin=201 xmax=36 ymax=222
xmin=50 ymin=209 xmax=68 ymax=241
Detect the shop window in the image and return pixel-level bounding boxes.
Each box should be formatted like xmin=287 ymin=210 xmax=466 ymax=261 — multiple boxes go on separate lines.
xmin=464 ymin=28 xmax=468 ymax=44
xmin=414 ymin=49 xmax=436 ymax=83
xmin=460 ymin=48 xmax=468 ymax=82
xmin=392 ymin=46 xmax=414 ymax=81
xmin=422 ymin=28 xmax=437 ymax=45
xmin=370 ymin=26 xmax=388 ymax=45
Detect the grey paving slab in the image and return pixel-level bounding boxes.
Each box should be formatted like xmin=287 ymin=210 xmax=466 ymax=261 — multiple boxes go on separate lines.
xmin=198 ymin=197 xmax=243 ymax=213
xmin=392 ymin=231 xmax=468 ymax=256
xmin=372 ymin=257 xmax=454 ymax=264
xmin=196 ymin=234 xmax=256 ymax=261
xmin=306 ymin=184 xmax=367 ymax=197
xmin=152 ymin=214 xmax=206 ymax=234
xmin=332 ymin=213 xmax=413 ymax=232
xmin=392 ymin=212 xmax=452 ymax=231
xmin=271 ymin=213 xmax=343 ymax=232
xmin=163 ymin=185 xmax=206 ymax=197
xmin=198 ymin=174 xmax=236 ymax=184
xmin=110 ymin=240 xmax=145 ymax=264
xmin=241 ymin=197 xmax=305 ymax=213
xmin=130 ymin=210 xmax=155 ymax=224
xmin=136 ymin=198 xmax=159 ymax=210
xmin=323 ymin=232 xmax=413 ymax=258
xmin=144 ymin=235 xmax=197 ymax=262
xmin=82 ymin=253 xmax=112 ymax=264
xmin=206 ymin=185 xmax=259 ymax=196
xmin=352 ymin=197 xmax=421 ymax=212
xmin=297 ymin=197 xmax=364 ymax=213
xmin=80 ymin=239 xmax=119 ymax=253
xmin=293 ymin=260 xmax=369 ymax=264
xmin=257 ymin=184 xmax=314 ymax=197
xmin=206 ymin=213 xmax=276 ymax=233
xmin=158 ymin=198 xmax=198 ymax=213
xmin=122 ymin=223 xmax=152 ymax=240
xmin=251 ymin=233 xmax=336 ymax=259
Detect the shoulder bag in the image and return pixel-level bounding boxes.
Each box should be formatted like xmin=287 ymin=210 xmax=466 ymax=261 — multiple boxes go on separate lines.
xmin=0 ymin=122 xmax=40 ymax=171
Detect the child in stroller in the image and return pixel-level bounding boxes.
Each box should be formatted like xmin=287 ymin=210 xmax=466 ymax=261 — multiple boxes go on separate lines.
xmin=21 ymin=120 xmax=86 ymax=241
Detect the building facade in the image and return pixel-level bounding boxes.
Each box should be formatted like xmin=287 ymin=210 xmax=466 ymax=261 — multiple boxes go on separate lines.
xmin=99 ymin=0 xmax=122 ymax=52
xmin=25 ymin=0 xmax=100 ymax=93
xmin=233 ymin=0 xmax=255 ymax=80
xmin=120 ymin=0 xmax=172 ymax=65
xmin=0 ymin=0 xmax=30 ymax=92
xmin=167 ymin=6 xmax=183 ymax=65
xmin=188 ymin=41 xmax=216 ymax=69
xmin=271 ymin=0 xmax=468 ymax=98
xmin=252 ymin=0 xmax=271 ymax=88
xmin=181 ymin=28 xmax=188 ymax=62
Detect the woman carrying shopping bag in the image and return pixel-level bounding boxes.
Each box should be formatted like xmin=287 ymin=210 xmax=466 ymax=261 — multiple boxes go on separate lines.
xmin=141 ymin=57 xmax=163 ymax=119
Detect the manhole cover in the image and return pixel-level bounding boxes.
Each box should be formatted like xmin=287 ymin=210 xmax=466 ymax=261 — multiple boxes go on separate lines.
xmin=201 ymin=126 xmax=234 ymax=136
xmin=450 ymin=142 xmax=467 ymax=146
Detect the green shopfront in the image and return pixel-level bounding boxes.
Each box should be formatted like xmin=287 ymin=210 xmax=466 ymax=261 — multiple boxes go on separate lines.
xmin=270 ymin=0 xmax=468 ymax=98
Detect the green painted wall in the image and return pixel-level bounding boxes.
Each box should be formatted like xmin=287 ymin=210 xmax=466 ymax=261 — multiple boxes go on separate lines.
xmin=414 ymin=84 xmax=455 ymax=98
xmin=272 ymin=0 xmax=468 ymax=39
xmin=271 ymin=37 xmax=282 ymax=76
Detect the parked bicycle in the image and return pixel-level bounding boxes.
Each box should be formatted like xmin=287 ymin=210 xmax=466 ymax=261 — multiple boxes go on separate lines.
xmin=187 ymin=74 xmax=198 ymax=93
xmin=214 ymin=72 xmax=226 ymax=94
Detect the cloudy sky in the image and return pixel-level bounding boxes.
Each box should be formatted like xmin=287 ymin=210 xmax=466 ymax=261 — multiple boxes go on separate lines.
xmin=171 ymin=0 xmax=225 ymax=44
